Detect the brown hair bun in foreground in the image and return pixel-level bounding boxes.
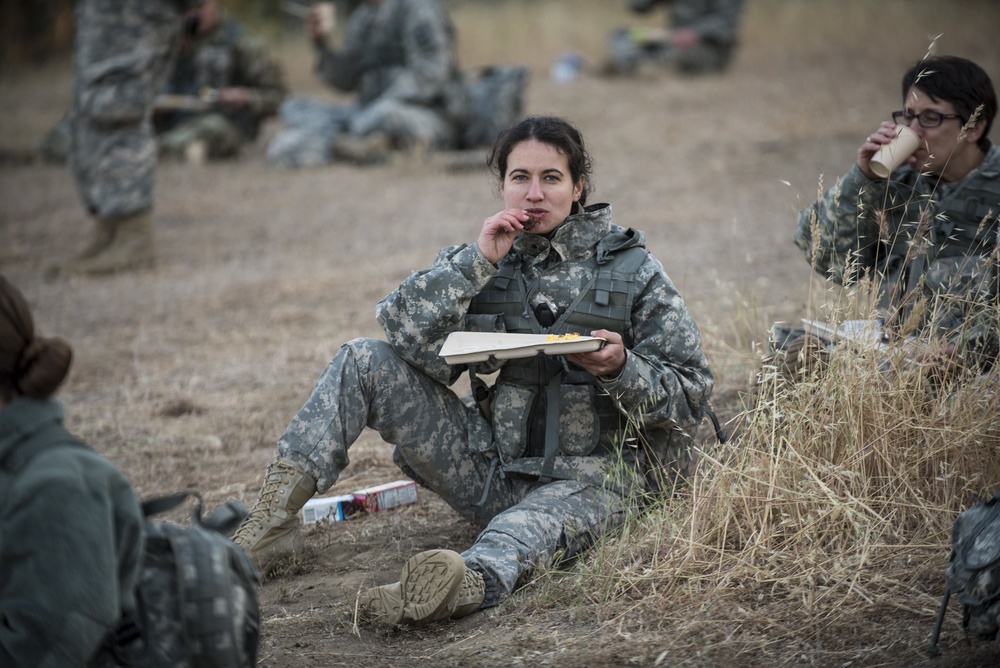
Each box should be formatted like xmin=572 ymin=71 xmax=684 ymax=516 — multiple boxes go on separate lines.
xmin=0 ymin=276 xmax=72 ymax=400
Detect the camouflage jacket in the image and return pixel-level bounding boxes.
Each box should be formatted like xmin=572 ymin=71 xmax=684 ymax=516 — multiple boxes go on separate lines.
xmin=0 ymin=397 xmax=144 ymax=668
xmin=314 ymin=0 xmax=467 ymax=122
xmin=630 ymin=0 xmax=745 ymax=44
xmin=795 ymin=141 xmax=1000 ymax=347
xmin=160 ymin=17 xmax=287 ymax=138
xmin=376 ymin=203 xmax=714 ymax=485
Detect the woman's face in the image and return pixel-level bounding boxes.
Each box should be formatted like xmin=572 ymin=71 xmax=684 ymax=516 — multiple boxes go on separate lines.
xmin=501 ymin=139 xmax=583 ymax=236
xmin=903 ymin=86 xmax=979 ymax=179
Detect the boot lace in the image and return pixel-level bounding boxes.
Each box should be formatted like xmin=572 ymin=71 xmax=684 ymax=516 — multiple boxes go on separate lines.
xmin=244 ymin=461 xmax=295 ymax=525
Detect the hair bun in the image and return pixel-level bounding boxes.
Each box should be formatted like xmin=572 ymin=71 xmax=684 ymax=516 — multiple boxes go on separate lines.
xmin=16 ymin=335 xmax=73 ymax=398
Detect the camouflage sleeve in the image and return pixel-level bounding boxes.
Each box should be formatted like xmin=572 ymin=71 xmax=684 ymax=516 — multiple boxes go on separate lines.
xmin=671 ymin=0 xmax=745 ymax=42
xmin=375 ymin=242 xmax=500 ymax=385
xmin=793 ymin=164 xmax=888 ymax=286
xmin=599 ymin=254 xmax=714 ymax=431
xmin=314 ymin=6 xmax=370 ymax=92
xmin=233 ymin=34 xmax=287 ymax=118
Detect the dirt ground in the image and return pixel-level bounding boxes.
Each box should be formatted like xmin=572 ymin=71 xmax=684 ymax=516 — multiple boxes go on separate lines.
xmin=3 ymin=1 xmax=1000 ymax=666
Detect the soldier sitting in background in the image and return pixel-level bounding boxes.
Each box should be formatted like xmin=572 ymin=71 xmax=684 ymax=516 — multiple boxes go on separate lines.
xmin=605 ymin=0 xmax=745 ymax=76
xmin=155 ymin=0 xmax=287 ymax=161
xmin=38 ymin=0 xmax=286 ymax=164
xmin=771 ymin=56 xmax=999 ymax=380
xmin=266 ymin=0 xmax=469 ymax=168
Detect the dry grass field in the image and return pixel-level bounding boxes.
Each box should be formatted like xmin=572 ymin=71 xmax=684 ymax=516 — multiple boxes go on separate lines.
xmin=3 ymin=0 xmax=1000 ymax=665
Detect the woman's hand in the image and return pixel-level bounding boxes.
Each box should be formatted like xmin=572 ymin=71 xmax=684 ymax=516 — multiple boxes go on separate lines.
xmin=858 ymin=121 xmax=911 ymax=179
xmin=671 ymin=28 xmax=700 ymax=50
xmin=217 ymin=87 xmax=250 ymax=110
xmin=478 ymin=208 xmax=531 ymax=265
xmin=566 ymin=329 xmax=627 ymax=379
xmin=306 ymin=5 xmax=333 ymax=44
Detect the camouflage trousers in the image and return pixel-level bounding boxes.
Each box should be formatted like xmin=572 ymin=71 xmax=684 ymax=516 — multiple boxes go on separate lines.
xmin=70 ymin=0 xmax=183 ymax=219
xmin=608 ymin=27 xmax=735 ymax=75
xmin=266 ymin=96 xmax=456 ymax=167
xmin=158 ymin=113 xmax=245 ymax=161
xmin=277 ymin=338 xmax=628 ymax=607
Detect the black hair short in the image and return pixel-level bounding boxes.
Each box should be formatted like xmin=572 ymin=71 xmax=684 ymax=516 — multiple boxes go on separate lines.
xmin=902 ymin=56 xmax=997 ymax=150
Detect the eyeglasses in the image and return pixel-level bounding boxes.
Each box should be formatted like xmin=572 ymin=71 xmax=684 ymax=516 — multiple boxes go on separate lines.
xmin=892 ymin=109 xmax=963 ymax=128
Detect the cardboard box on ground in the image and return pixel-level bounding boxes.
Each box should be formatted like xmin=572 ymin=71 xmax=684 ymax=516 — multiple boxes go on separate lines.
xmin=301 ymin=480 xmax=419 ymax=525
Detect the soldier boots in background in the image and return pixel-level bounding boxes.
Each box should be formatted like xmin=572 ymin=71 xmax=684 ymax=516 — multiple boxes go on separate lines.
xmin=361 ymin=549 xmax=485 ymax=625
xmin=61 ymin=211 xmax=156 ymax=276
xmin=330 ymin=131 xmax=393 ymax=166
xmin=233 ymin=457 xmax=316 ymax=575
xmin=72 ymin=216 xmax=116 ymax=262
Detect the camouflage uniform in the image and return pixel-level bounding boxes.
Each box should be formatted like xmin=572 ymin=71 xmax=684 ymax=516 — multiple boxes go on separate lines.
xmin=610 ymin=0 xmax=745 ymax=75
xmin=156 ymin=16 xmax=286 ymax=160
xmin=794 ymin=142 xmax=1000 ymax=356
xmin=277 ymin=203 xmax=714 ymax=606
xmin=69 ymin=0 xmax=201 ymax=220
xmin=267 ymin=0 xmax=468 ymax=167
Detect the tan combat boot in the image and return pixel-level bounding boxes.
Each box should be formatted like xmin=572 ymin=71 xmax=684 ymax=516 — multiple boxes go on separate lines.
xmin=331 ymin=131 xmax=392 ymax=166
xmin=360 ymin=550 xmax=485 ymax=625
xmin=233 ymin=458 xmax=316 ymax=575
xmin=65 ymin=211 xmax=155 ymax=275
xmin=73 ymin=217 xmax=116 ymax=261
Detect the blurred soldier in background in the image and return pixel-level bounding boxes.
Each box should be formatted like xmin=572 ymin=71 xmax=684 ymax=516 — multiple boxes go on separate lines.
xmin=606 ymin=0 xmax=745 ymax=76
xmin=54 ymin=0 xmax=203 ymax=277
xmin=267 ymin=0 xmax=469 ymax=167
xmin=154 ymin=0 xmax=286 ymax=162
xmin=39 ymin=0 xmax=286 ymax=164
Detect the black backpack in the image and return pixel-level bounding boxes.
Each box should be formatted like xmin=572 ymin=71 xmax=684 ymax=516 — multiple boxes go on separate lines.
xmin=459 ymin=64 xmax=529 ymax=149
xmin=1 ymin=435 xmax=261 ymax=667
xmin=929 ymin=488 xmax=1000 ymax=656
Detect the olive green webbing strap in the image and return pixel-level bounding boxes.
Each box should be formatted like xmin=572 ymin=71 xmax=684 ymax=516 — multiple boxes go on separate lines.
xmin=539 ymin=372 xmax=563 ymax=483
xmin=470 ymin=363 xmax=504 ymax=510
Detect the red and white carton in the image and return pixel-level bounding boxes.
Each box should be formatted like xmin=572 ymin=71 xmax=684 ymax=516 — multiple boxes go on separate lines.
xmin=301 ymin=494 xmax=358 ymax=525
xmin=352 ymin=479 xmax=418 ymax=512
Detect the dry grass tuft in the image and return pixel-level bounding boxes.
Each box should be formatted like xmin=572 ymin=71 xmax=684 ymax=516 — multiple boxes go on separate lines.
xmin=538 ymin=326 xmax=1000 ymax=662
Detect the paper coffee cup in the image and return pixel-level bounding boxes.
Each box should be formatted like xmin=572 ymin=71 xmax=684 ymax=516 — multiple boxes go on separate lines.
xmin=315 ymin=2 xmax=335 ymax=35
xmin=869 ymin=125 xmax=920 ymax=178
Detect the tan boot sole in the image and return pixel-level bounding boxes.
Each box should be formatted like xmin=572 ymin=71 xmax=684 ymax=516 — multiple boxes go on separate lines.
xmin=399 ymin=549 xmax=465 ymax=625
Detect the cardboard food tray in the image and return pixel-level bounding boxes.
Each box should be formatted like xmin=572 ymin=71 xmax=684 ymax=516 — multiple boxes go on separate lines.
xmin=439 ymin=332 xmax=606 ymax=364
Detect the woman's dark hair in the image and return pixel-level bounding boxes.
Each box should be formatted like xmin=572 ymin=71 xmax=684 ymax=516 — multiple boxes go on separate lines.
xmin=487 ymin=115 xmax=594 ymax=206
xmin=0 ymin=276 xmax=72 ymax=400
xmin=902 ymin=56 xmax=997 ymax=151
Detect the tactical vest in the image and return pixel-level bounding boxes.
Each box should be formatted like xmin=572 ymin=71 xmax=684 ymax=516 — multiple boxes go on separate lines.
xmin=874 ymin=163 xmax=1000 ymax=335
xmin=169 ymin=20 xmax=241 ymax=96
xmin=466 ymin=228 xmax=653 ymax=482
